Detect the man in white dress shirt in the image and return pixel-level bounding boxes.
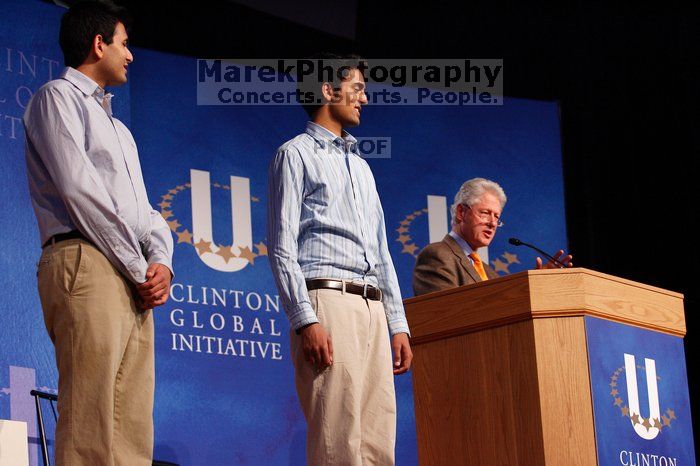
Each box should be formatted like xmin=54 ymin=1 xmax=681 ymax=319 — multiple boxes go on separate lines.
xmin=23 ymin=2 xmax=173 ymax=464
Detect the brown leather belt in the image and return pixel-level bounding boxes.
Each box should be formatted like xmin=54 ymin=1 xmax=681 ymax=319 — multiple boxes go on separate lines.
xmin=306 ymin=278 xmax=383 ymax=301
xmin=42 ymin=230 xmax=88 ymax=249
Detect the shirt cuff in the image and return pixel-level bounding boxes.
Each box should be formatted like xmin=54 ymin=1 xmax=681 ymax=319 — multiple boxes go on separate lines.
xmin=288 ymin=303 xmax=318 ymax=331
xmin=147 ymin=253 xmax=174 ymax=278
xmin=387 ymin=317 xmax=411 ymax=337
xmin=128 ymin=258 xmax=148 ymax=284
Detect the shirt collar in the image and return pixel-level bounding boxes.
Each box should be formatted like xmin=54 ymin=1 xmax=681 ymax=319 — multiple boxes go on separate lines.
xmin=305 ymin=121 xmax=359 ymax=154
xmin=61 ymin=67 xmax=114 ymax=115
xmin=449 ymin=230 xmax=476 ymax=258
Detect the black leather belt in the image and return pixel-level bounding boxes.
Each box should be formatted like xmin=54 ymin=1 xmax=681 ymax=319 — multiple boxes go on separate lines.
xmin=42 ymin=230 xmax=87 ymax=249
xmin=306 ymin=278 xmax=383 ymax=301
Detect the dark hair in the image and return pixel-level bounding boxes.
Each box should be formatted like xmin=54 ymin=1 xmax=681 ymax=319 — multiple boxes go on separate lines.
xmin=296 ymin=53 xmax=368 ymax=118
xmin=59 ymin=0 xmax=132 ymax=68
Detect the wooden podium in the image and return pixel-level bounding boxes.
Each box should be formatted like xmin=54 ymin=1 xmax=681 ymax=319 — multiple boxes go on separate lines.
xmin=404 ymin=268 xmax=685 ymax=466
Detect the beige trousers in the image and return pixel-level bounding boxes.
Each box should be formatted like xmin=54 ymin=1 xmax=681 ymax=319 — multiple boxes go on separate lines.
xmin=37 ymin=239 xmax=154 ymax=466
xmin=292 ymin=287 xmax=397 ymax=466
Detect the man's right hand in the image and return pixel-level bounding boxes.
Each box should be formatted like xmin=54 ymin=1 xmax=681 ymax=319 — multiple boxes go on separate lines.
xmin=301 ymin=323 xmax=333 ymax=369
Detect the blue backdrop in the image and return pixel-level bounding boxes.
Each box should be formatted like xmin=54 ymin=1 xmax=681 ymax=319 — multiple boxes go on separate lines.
xmin=1 ymin=1 xmax=567 ymax=464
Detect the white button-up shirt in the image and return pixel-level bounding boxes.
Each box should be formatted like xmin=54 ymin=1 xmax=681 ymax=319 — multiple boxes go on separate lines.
xmin=23 ymin=67 xmax=173 ymax=283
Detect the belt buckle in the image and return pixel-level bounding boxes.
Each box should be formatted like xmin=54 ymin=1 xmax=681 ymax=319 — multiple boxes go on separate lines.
xmin=362 ymin=283 xmax=368 ymax=299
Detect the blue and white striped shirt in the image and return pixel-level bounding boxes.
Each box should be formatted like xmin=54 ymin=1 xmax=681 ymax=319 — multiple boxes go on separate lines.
xmin=267 ymin=122 xmax=410 ymax=336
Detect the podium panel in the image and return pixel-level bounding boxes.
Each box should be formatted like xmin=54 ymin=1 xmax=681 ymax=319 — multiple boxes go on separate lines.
xmin=586 ymin=317 xmax=695 ymax=465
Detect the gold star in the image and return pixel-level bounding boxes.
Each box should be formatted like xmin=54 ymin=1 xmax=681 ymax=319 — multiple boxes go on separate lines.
xmin=652 ymin=417 xmax=662 ymax=430
xmin=402 ymin=243 xmax=418 ymax=255
xmin=502 ymin=252 xmax=520 ymax=264
xmin=176 ymin=229 xmax=193 ymax=244
xmin=641 ymin=417 xmax=652 ymax=431
xmin=162 ymin=194 xmax=173 ymax=201
xmin=491 ymin=258 xmax=509 ymax=274
xmin=238 ymin=246 xmax=258 ymax=264
xmin=610 ymin=381 xmax=617 ymax=387
xmin=621 ymin=406 xmax=630 ymax=417
xmin=610 ymin=389 xmax=618 ymax=396
xmin=614 ymin=397 xmax=623 ymax=407
xmin=216 ymin=245 xmax=236 ymax=263
xmin=630 ymin=413 xmax=640 ymax=424
xmin=176 ymin=184 xmax=185 ymax=190
xmin=400 ymin=220 xmax=410 ymax=226
xmin=413 ymin=210 xmax=422 ymax=216
xmin=168 ymin=188 xmax=178 ymax=195
xmin=662 ymin=415 xmax=671 ymax=427
xmin=611 ymin=375 xmax=618 ymax=381
xmin=255 ymin=242 xmax=268 ymax=256
xmin=161 ymin=209 xmax=173 ymax=220
xmin=251 ymin=196 xmax=259 ymax=202
xmin=422 ymin=208 xmax=428 ymax=213
xmin=223 ymin=185 xmax=230 ymax=190
xmin=397 ymin=234 xmax=411 ymax=244
xmin=158 ymin=200 xmax=171 ymax=209
xmin=185 ymin=183 xmax=191 ymax=187
xmin=194 ymin=239 xmax=212 ymax=256
xmin=167 ymin=219 xmax=182 ymax=231
xmin=213 ymin=182 xmax=221 ymax=188
xmin=666 ymin=408 xmax=676 ymax=420
xmin=406 ymin=214 xmax=415 ymax=220
xmin=396 ymin=226 xmax=408 ymax=234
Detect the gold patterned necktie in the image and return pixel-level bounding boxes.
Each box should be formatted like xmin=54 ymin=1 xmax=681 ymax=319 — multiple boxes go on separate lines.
xmin=469 ymin=251 xmax=488 ymax=281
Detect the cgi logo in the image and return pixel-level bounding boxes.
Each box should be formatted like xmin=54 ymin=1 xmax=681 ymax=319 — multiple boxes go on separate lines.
xmin=610 ymin=354 xmax=677 ymax=440
xmin=156 ymin=169 xmax=267 ymax=273
xmin=189 ymin=169 xmax=253 ymax=272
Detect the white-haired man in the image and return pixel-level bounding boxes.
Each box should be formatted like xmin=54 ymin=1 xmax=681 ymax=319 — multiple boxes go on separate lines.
xmin=413 ymin=178 xmax=571 ymax=295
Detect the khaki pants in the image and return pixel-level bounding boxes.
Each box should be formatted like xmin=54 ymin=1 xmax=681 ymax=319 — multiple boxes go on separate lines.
xmin=292 ymin=287 xmax=397 ymax=466
xmin=37 ymin=239 xmax=154 ymax=466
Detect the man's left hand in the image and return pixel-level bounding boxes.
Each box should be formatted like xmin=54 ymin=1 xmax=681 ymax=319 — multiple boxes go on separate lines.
xmin=391 ymin=333 xmax=413 ymax=375
xmin=137 ymin=263 xmax=172 ymax=310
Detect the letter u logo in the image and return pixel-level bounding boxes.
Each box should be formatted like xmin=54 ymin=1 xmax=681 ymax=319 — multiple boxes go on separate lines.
xmin=190 ymin=169 xmax=252 ymax=272
xmin=624 ymin=353 xmax=661 ymax=440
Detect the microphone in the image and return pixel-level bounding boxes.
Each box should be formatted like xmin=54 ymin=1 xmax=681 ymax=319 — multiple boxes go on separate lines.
xmin=508 ymin=237 xmax=569 ymax=268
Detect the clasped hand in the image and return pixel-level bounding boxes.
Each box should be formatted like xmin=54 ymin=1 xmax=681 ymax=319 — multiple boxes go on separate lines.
xmin=136 ymin=263 xmax=172 ymax=310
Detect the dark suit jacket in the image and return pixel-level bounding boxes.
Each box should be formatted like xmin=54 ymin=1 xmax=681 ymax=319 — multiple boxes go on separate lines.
xmin=412 ymin=234 xmax=500 ymax=296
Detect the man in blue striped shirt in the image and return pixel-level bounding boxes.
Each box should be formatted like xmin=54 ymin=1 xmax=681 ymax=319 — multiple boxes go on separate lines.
xmin=268 ymin=55 xmax=412 ymax=465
